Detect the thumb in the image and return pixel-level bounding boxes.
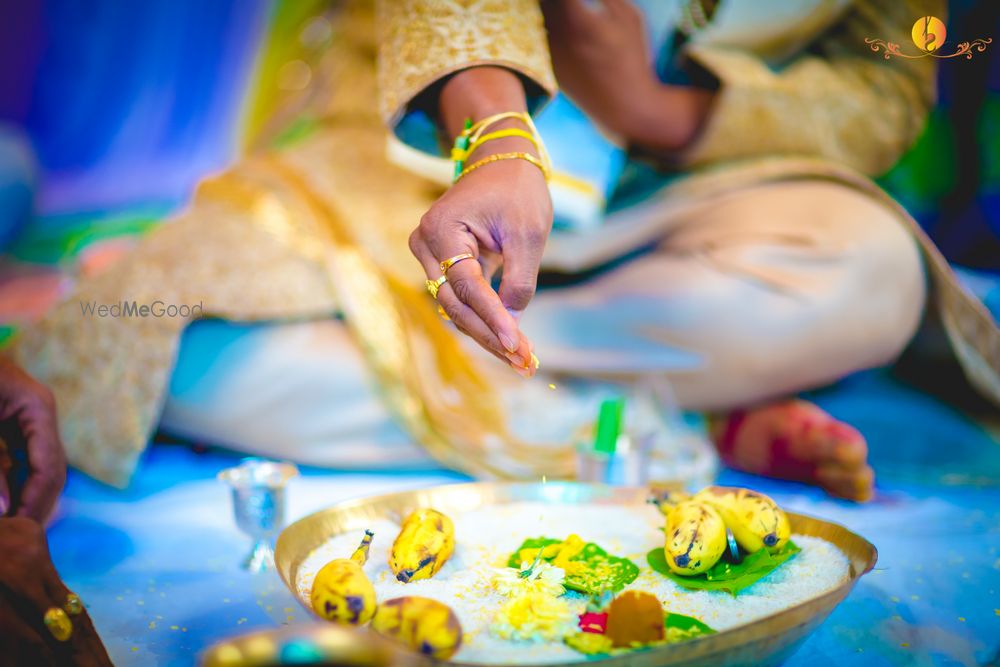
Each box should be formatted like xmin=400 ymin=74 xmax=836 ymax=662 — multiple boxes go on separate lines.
xmin=498 ymin=238 xmax=543 ymax=318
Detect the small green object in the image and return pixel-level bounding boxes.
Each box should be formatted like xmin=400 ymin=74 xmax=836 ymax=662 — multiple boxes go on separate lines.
xmin=507 ymin=536 xmax=639 ymax=595
xmin=452 ymin=119 xmax=474 ymax=182
xmin=664 ymin=612 xmax=716 ymax=640
xmin=593 ymin=397 xmax=625 ymax=454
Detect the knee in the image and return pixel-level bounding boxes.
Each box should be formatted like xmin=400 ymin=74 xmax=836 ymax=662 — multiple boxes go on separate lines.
xmin=848 ymin=207 xmax=927 ymax=366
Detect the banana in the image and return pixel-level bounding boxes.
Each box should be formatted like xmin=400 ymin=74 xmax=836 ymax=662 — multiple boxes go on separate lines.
xmin=371 ymin=596 xmax=463 ymax=660
xmin=694 ymin=486 xmax=791 ymax=554
xmin=663 ymin=500 xmax=727 ymax=576
xmin=310 ymin=529 xmax=377 ymax=625
xmin=648 ymin=488 xmax=691 ymax=515
xmin=390 ymin=509 xmax=455 ymax=583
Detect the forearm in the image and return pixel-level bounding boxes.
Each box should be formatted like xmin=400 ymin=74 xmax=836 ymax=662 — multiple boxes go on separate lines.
xmin=616 ymin=80 xmax=716 ymax=154
xmin=439 ymin=66 xmax=539 ymax=160
xmin=440 ymin=67 xmax=530 ymax=137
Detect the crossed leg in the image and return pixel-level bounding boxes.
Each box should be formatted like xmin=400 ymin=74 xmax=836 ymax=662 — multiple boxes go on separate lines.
xmin=524 ymin=180 xmax=927 ymax=500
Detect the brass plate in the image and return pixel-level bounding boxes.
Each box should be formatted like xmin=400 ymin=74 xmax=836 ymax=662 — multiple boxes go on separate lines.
xmin=275 ymin=482 xmax=876 ymax=667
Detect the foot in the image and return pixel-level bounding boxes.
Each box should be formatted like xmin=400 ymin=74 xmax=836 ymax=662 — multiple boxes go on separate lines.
xmin=710 ymin=399 xmax=874 ymax=502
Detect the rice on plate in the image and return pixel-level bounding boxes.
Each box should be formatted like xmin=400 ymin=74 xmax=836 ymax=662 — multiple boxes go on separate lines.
xmin=295 ymin=502 xmax=849 ymax=664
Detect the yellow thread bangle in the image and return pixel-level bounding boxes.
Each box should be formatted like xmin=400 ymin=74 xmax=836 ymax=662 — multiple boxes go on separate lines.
xmin=455 ymin=152 xmax=549 ymax=183
xmin=468 ymin=129 xmax=538 ymax=155
xmin=466 ymin=111 xmax=531 ymax=137
xmin=452 ymin=129 xmax=539 ymax=163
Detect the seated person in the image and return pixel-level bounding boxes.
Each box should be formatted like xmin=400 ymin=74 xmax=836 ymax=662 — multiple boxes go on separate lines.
xmin=11 ymin=0 xmax=998 ymax=501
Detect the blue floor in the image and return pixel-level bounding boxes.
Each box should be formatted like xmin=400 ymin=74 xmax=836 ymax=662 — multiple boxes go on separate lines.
xmin=46 ymin=369 xmax=1000 ymax=666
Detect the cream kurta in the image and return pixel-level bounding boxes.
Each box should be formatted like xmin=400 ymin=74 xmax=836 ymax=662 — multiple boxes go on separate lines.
xmin=13 ymin=0 xmax=999 ymax=487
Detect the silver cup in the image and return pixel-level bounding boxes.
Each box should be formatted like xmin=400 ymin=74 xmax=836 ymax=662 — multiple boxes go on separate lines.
xmin=218 ymin=458 xmax=299 ymax=572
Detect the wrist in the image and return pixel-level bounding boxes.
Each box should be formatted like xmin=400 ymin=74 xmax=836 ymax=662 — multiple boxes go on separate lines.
xmin=440 ymin=67 xmax=529 ymax=139
xmin=616 ymin=80 xmax=715 ymax=152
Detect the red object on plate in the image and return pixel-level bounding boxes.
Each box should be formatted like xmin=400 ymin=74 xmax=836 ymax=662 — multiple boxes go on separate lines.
xmin=579 ymin=611 xmax=608 ymax=634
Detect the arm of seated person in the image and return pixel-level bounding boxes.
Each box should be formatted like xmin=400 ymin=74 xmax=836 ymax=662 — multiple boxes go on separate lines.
xmin=0 ymin=356 xmax=67 ymax=522
xmin=0 ymin=517 xmax=112 ymax=666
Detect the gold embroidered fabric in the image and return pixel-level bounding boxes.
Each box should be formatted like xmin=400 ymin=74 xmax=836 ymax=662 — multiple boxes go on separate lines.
xmin=682 ymin=0 xmax=943 ymax=175
xmin=376 ymin=0 xmax=557 ymax=127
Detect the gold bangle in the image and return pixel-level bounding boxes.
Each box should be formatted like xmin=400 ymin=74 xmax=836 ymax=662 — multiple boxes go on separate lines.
xmin=466 ymin=128 xmax=539 ymax=156
xmin=466 ymin=111 xmax=531 ymax=138
xmin=455 ymin=152 xmax=549 ymax=183
xmin=453 ymin=112 xmax=549 ymax=180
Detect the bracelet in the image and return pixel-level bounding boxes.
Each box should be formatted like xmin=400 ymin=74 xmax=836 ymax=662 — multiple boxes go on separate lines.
xmin=467 ymin=128 xmax=539 ymax=156
xmin=452 ymin=112 xmax=550 ymax=181
xmin=454 ymin=151 xmax=549 ymax=183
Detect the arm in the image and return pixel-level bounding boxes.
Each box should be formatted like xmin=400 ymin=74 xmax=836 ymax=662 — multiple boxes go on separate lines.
xmin=545 ymin=0 xmax=939 ymax=175
xmin=0 ymin=356 xmax=66 ymax=522
xmin=377 ymin=1 xmax=556 ymax=375
xmin=675 ymin=0 xmax=942 ymax=174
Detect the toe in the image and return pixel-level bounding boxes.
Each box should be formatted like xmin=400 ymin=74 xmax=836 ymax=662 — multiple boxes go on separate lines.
xmin=811 ymin=420 xmax=868 ymax=467
xmin=816 ymin=463 xmax=875 ymax=502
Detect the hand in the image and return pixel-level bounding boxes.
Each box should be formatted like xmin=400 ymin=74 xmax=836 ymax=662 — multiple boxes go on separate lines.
xmin=0 ymin=518 xmax=112 ymax=666
xmin=0 ymin=357 xmax=67 ymax=522
xmin=544 ymin=0 xmax=653 ymax=135
xmin=410 ymin=145 xmax=551 ymax=376
xmin=543 ymin=0 xmax=715 ymax=151
xmin=409 ymin=67 xmax=552 ymax=377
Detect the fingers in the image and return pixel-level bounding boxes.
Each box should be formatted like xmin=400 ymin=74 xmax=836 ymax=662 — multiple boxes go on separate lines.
xmin=0 ymin=363 xmax=66 ymax=522
xmin=0 ymin=475 xmax=9 ymax=517
xmin=0 ymin=439 xmax=10 ymax=515
xmin=14 ymin=398 xmax=66 ymax=523
xmin=410 ymin=227 xmax=535 ymax=374
xmin=443 ymin=258 xmax=523 ymax=354
xmin=498 ymin=234 xmax=545 ymax=319
xmin=38 ymin=568 xmax=112 ymax=667
xmin=0 ymin=594 xmax=58 ymax=666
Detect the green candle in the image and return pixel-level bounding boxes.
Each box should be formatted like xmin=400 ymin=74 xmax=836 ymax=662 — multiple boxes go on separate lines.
xmin=594 ymin=397 xmax=625 ymax=454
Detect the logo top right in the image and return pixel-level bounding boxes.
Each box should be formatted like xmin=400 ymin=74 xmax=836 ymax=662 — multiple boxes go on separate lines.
xmin=866 ymin=15 xmax=991 ymax=60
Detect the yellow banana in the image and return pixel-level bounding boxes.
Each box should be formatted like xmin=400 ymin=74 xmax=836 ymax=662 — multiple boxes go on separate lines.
xmin=310 ymin=529 xmax=377 ymax=625
xmin=389 ymin=509 xmax=455 ymax=583
xmin=371 ymin=596 xmax=463 ymax=660
xmin=694 ymin=486 xmax=791 ymax=553
xmin=647 ymin=487 xmax=690 ymax=515
xmin=664 ymin=500 xmax=727 ymax=575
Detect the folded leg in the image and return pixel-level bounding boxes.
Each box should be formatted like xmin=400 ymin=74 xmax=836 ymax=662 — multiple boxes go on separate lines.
xmin=523 ymin=180 xmax=926 ymax=499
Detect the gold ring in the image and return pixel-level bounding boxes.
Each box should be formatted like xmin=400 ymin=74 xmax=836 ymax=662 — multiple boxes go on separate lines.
xmin=425 ymin=275 xmax=447 ymax=300
xmin=44 ymin=607 xmax=73 ymax=642
xmin=64 ymin=593 xmax=83 ymax=616
xmin=439 ymin=252 xmax=475 ymax=274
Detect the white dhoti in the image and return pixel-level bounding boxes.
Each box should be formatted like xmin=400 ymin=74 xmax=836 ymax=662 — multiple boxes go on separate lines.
xmin=160 ymin=179 xmax=925 ymax=467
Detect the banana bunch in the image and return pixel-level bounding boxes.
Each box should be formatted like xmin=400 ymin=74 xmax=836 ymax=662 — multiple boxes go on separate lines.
xmin=694 ymin=486 xmax=791 ymax=554
xmin=310 ymin=529 xmax=377 ymax=624
xmin=390 ymin=509 xmax=455 ymax=583
xmin=371 ymin=596 xmax=464 ymax=660
xmin=664 ymin=499 xmax=727 ymax=575
xmin=655 ymin=486 xmax=791 ymax=576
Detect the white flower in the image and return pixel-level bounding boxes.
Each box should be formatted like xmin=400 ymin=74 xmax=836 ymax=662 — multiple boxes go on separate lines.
xmin=489 ymin=560 xmax=566 ymax=598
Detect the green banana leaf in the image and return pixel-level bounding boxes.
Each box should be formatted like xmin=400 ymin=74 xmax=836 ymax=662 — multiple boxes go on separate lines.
xmin=508 ymin=537 xmax=639 ymax=595
xmin=646 ymin=541 xmax=801 ymax=596
xmin=665 ymin=612 xmax=716 ymax=639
